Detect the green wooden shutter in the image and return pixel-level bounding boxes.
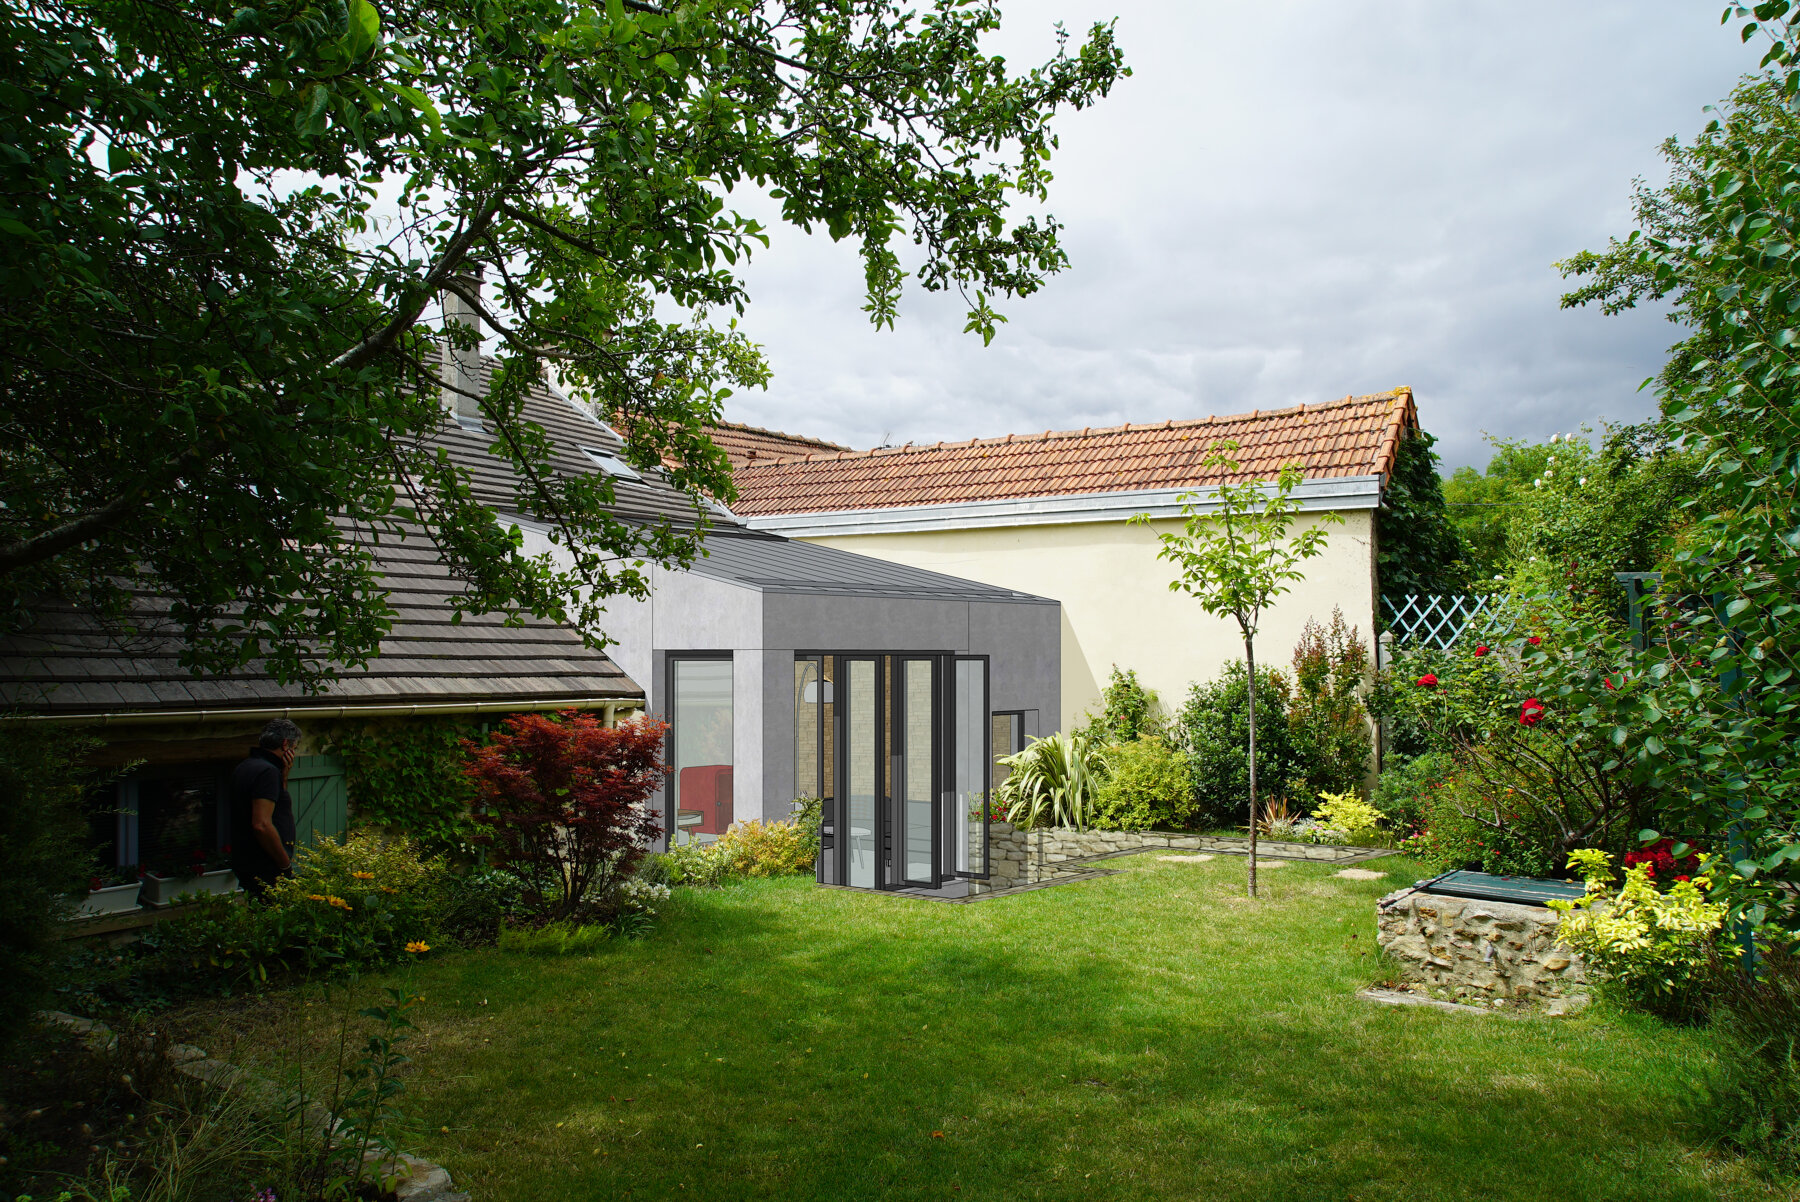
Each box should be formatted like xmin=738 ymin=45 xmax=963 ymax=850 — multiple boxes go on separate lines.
xmin=288 ymin=754 xmax=348 ymax=847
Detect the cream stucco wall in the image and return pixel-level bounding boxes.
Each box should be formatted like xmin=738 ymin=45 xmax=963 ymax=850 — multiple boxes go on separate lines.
xmin=802 ymin=510 xmax=1376 ymax=734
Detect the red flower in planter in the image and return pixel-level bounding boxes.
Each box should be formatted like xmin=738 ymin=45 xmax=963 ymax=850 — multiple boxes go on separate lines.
xmin=89 ymin=876 xmax=104 ymax=893
xmin=1416 ymin=673 xmax=1439 ymax=689
xmin=1519 ymin=698 xmax=1546 ymax=726
xmin=1526 ymin=636 xmax=1542 ymax=646
xmin=1474 ymin=644 xmax=1488 ymax=657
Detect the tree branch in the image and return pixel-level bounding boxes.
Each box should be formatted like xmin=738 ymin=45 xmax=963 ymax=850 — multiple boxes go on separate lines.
xmin=0 ymin=490 xmax=141 ymax=575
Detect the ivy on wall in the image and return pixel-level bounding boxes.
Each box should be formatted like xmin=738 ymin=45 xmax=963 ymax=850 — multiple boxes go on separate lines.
xmin=326 ymin=716 xmax=499 ymax=857
xmin=1377 ymin=429 xmax=1468 ymax=613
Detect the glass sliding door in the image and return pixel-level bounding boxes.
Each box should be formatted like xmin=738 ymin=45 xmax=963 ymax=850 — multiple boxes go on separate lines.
xmin=951 ymin=658 xmax=990 ymax=879
xmin=898 ymin=658 xmax=938 ymax=887
xmin=799 ymin=650 xmax=989 ymax=892
xmin=844 ymin=658 xmax=878 ymax=889
xmin=669 ymin=656 xmax=733 ymax=845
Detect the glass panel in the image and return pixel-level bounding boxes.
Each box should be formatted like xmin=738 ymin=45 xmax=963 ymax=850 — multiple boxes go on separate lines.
xmin=794 ymin=657 xmax=821 ymax=805
xmin=138 ymin=772 xmax=221 ymax=876
xmin=847 ymin=659 xmax=877 ymax=889
xmin=821 ymin=657 xmax=835 ymax=811
xmin=903 ymin=659 xmax=935 ymax=884
xmin=956 ymin=661 xmax=989 ymax=877
xmin=672 ymin=658 xmax=733 ymax=844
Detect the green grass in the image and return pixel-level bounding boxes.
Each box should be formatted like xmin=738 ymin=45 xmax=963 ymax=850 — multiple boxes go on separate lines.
xmin=181 ymin=855 xmax=1787 ymax=1201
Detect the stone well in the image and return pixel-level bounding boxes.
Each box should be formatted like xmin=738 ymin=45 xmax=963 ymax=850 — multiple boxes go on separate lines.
xmin=1376 ymin=887 xmax=1589 ymax=1008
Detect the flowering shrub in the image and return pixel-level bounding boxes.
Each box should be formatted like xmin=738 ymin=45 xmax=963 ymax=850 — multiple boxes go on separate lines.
xmin=140 ymin=833 xmax=451 ymax=991
xmin=1547 ymin=849 xmax=1734 ymax=1020
xmin=658 ymin=837 xmax=738 ymax=887
xmin=1622 ymin=836 xmax=1702 ymax=884
xmin=1285 ymin=611 xmax=1373 ymax=802
xmin=463 ymin=711 xmax=667 ymax=922
xmin=1308 ymin=790 xmax=1384 ymax=846
xmin=1371 ymin=602 xmax=1655 ymax=869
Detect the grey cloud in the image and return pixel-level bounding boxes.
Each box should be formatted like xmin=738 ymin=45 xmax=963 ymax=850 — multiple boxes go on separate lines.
xmin=722 ymin=1 xmax=1750 ymax=470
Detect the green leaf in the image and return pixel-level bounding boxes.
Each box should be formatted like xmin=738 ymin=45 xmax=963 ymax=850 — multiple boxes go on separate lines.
xmin=1638 ymin=829 xmax=1661 ymax=844
xmin=388 ymin=84 xmax=442 ymax=135
xmin=654 ymin=52 xmax=681 ymax=76
xmin=346 ymin=0 xmax=381 ymax=60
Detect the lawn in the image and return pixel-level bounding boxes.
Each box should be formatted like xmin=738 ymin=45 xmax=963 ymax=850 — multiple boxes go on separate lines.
xmin=175 ymin=854 xmax=1785 ymax=1201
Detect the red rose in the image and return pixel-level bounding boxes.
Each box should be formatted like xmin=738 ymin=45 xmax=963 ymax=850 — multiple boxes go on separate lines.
xmin=89 ymin=876 xmax=104 ymax=892
xmin=1416 ymin=673 xmax=1439 ymax=689
xmin=1603 ymin=677 xmax=1615 ymax=690
xmin=1519 ymin=698 xmax=1546 ymax=726
xmin=1526 ymin=636 xmax=1541 ymax=646
xmin=1474 ymin=644 xmax=1488 ymax=657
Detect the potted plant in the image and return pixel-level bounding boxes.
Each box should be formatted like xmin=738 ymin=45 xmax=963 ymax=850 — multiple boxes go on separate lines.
xmin=72 ymin=865 xmax=143 ymax=918
xmin=140 ymin=845 xmax=238 ymax=906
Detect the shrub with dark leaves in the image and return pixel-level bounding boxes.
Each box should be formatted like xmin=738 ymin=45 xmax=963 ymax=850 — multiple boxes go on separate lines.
xmin=463 ymin=711 xmax=667 ymax=922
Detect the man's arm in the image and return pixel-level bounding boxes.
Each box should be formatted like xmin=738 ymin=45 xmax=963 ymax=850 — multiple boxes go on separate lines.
xmin=250 ymin=796 xmax=290 ymax=872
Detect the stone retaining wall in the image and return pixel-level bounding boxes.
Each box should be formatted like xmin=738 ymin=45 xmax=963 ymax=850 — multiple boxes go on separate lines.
xmin=1375 ymin=889 xmax=1589 ymax=1010
xmin=980 ymin=824 xmax=1220 ymax=889
xmin=977 ymin=825 xmax=1388 ymax=891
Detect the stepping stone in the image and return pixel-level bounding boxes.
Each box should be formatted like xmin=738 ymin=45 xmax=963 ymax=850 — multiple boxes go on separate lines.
xmin=1157 ymin=854 xmax=1215 ymax=863
xmin=1334 ymin=868 xmax=1389 ymax=881
xmin=1249 ymin=859 xmax=1288 ymax=869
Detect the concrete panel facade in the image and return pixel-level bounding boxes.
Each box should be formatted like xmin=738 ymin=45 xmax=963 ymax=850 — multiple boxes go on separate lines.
xmin=507 ymin=519 xmax=1064 ymax=837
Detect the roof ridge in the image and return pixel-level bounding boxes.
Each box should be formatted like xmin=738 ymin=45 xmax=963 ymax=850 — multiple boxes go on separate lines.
xmin=708 ymin=418 xmax=850 ymax=452
xmin=731 ymin=389 xmax=1409 ymax=473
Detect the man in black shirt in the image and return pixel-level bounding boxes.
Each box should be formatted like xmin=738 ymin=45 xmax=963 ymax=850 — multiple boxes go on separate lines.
xmin=229 ymin=718 xmax=301 ymax=903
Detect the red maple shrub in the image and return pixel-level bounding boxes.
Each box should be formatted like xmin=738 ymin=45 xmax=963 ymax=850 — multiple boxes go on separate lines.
xmin=462 ymin=710 xmax=668 ymax=921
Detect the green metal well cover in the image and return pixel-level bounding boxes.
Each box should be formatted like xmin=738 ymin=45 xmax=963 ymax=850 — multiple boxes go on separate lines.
xmin=1420 ymin=871 xmax=1587 ymax=907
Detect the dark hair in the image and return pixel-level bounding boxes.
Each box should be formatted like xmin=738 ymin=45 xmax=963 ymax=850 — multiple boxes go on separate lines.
xmin=258 ymin=718 xmax=302 ymax=750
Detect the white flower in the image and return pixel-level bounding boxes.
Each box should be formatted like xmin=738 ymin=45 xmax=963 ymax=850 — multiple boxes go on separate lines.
xmin=1579 ymin=476 xmax=1587 ymax=486
xmin=1534 ymin=479 xmax=1543 ymax=488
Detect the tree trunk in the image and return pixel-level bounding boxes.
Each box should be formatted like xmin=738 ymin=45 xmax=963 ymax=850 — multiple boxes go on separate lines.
xmin=1246 ymin=633 xmax=1259 ymax=899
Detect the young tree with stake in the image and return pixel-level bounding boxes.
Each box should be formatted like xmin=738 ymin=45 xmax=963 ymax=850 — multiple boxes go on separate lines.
xmin=1132 ymin=442 xmax=1340 ymax=897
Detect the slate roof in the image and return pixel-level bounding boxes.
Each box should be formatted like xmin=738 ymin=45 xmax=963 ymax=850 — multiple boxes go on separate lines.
xmin=700 ymin=420 xmax=850 ymax=471
xmin=685 ymin=528 xmax=1052 ymax=603
xmin=427 ymin=356 xmax=728 ymax=529
xmin=729 ymin=388 xmax=1417 ymax=516
xmin=0 ymin=522 xmax=641 ymax=718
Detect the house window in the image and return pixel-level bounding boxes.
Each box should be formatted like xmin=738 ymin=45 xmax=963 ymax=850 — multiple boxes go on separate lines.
xmin=990 ymin=711 xmax=1026 ymax=791
xmin=580 ymin=446 xmax=643 ymax=481
xmin=669 ymin=656 xmax=733 ymax=844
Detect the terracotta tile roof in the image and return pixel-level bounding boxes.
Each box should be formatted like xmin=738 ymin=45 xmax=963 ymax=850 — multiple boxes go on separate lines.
xmin=731 ymin=388 xmax=1417 ymax=516
xmin=704 ymin=420 xmax=850 ymax=471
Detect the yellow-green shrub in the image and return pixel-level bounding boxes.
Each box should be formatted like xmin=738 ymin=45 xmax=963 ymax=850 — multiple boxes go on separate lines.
xmin=1548 ymin=849 xmax=1734 ymax=1019
xmin=715 ymin=820 xmax=815 ymax=877
xmin=1309 ymin=789 xmax=1384 ymax=846
xmin=1090 ymin=738 xmax=1194 ymax=831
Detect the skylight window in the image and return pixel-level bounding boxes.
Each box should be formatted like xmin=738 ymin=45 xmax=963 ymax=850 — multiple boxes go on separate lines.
xmin=581 ymin=446 xmax=642 ymax=481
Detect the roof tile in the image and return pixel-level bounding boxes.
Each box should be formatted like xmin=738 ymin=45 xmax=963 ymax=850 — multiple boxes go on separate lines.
xmin=731 ymin=389 xmax=1417 ymax=516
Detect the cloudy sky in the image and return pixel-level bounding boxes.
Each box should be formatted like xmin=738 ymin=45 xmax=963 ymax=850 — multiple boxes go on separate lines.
xmin=718 ymin=1 xmax=1758 ymax=472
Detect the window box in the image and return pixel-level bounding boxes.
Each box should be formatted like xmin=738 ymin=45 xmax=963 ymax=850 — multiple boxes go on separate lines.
xmin=72 ymin=880 xmax=143 ymax=918
xmin=141 ymin=868 xmax=238 ymax=907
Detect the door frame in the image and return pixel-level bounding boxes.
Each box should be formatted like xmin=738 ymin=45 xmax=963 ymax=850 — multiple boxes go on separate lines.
xmin=800 ymin=650 xmax=990 ymax=892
